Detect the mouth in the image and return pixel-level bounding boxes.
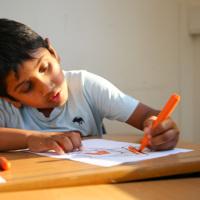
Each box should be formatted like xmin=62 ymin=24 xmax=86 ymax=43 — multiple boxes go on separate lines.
xmin=49 ymin=91 xmax=61 ymax=102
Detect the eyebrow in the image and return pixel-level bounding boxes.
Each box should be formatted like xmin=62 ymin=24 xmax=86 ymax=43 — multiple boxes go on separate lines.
xmin=14 ymin=55 xmax=45 ymax=92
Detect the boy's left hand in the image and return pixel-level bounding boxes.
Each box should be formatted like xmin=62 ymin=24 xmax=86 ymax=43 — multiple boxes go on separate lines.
xmin=143 ymin=116 xmax=179 ymax=151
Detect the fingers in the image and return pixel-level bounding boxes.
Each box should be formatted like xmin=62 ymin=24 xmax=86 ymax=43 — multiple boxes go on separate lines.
xmin=149 ymin=128 xmax=179 ymax=150
xmin=148 ymin=118 xmax=179 ymax=151
xmin=45 ymin=140 xmax=65 ymax=155
xmin=57 ymin=132 xmax=83 ymax=152
xmin=143 ymin=116 xmax=157 ymax=131
xmin=48 ymin=131 xmax=83 ymax=155
xmin=27 ymin=131 xmax=83 ymax=155
xmin=150 ymin=118 xmax=178 ymax=136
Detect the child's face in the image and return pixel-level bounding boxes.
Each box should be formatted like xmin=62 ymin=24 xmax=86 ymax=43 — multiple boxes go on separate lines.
xmin=4 ymin=47 xmax=68 ymax=111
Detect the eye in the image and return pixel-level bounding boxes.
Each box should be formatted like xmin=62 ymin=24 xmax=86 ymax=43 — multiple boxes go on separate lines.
xmin=23 ymin=82 xmax=33 ymax=93
xmin=40 ymin=63 xmax=49 ymax=73
xmin=40 ymin=66 xmax=48 ymax=73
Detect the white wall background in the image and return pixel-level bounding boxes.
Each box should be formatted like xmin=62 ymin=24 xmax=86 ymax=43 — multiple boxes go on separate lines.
xmin=0 ymin=0 xmax=199 ymax=142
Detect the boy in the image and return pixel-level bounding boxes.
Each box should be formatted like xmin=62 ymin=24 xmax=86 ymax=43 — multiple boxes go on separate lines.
xmin=0 ymin=18 xmax=179 ymax=155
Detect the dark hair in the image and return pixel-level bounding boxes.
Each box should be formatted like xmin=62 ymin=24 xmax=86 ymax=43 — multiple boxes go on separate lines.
xmin=0 ymin=18 xmax=54 ymax=100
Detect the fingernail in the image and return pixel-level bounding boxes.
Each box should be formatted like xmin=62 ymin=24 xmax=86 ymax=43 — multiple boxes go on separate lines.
xmin=143 ymin=127 xmax=150 ymax=134
xmin=79 ymin=145 xmax=84 ymax=151
xmin=59 ymin=150 xmax=65 ymax=155
xmin=148 ymin=134 xmax=152 ymax=139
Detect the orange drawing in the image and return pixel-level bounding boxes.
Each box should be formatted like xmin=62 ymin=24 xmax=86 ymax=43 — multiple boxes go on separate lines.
xmin=127 ymin=146 xmax=144 ymax=155
xmin=85 ymin=151 xmax=110 ymax=155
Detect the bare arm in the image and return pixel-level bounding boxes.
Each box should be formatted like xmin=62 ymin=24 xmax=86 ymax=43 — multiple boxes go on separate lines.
xmin=0 ymin=127 xmax=32 ymax=150
xmin=0 ymin=127 xmax=83 ymax=155
xmin=126 ymin=102 xmax=160 ymax=130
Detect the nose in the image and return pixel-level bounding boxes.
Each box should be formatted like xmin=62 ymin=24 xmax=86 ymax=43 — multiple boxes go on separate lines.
xmin=37 ymin=77 xmax=55 ymax=96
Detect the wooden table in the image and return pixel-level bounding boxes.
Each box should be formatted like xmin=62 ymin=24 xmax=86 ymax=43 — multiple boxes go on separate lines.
xmin=0 ymin=135 xmax=200 ymax=193
xmin=0 ymin=174 xmax=200 ymax=200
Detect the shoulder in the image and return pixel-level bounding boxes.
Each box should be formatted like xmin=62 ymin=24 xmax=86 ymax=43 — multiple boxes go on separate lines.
xmin=0 ymin=98 xmax=14 ymax=112
xmin=0 ymin=98 xmax=26 ymax=116
xmin=62 ymin=70 xmax=87 ymax=77
xmin=63 ymin=70 xmax=95 ymax=80
xmin=0 ymin=99 xmax=21 ymax=127
xmin=63 ymin=70 xmax=105 ymax=88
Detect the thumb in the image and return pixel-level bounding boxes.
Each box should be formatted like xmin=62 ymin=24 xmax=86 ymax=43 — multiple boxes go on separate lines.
xmin=143 ymin=116 xmax=157 ymax=134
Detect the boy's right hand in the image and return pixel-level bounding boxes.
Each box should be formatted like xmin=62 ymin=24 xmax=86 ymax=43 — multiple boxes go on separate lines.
xmin=27 ymin=131 xmax=83 ymax=155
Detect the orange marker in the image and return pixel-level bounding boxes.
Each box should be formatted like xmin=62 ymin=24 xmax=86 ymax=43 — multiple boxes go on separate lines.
xmin=0 ymin=157 xmax=11 ymax=171
xmin=139 ymin=94 xmax=180 ymax=151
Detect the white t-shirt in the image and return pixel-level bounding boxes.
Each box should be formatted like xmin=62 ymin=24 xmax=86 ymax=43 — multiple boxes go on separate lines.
xmin=0 ymin=70 xmax=139 ymax=136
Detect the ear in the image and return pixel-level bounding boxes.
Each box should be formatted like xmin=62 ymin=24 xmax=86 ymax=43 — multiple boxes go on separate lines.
xmin=45 ymin=38 xmax=61 ymax=64
xmin=1 ymin=97 xmax=22 ymax=108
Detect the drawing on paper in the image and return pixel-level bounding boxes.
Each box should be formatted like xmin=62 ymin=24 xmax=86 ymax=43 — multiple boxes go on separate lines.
xmin=126 ymin=146 xmax=145 ymax=155
xmin=65 ymin=145 xmax=150 ymax=159
xmin=25 ymin=139 xmax=193 ymax=167
xmin=84 ymin=145 xmax=145 ymax=156
xmin=85 ymin=151 xmax=110 ymax=155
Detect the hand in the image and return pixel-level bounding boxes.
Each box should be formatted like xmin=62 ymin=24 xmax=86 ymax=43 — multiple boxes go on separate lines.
xmin=27 ymin=131 xmax=83 ymax=155
xmin=143 ymin=116 xmax=179 ymax=151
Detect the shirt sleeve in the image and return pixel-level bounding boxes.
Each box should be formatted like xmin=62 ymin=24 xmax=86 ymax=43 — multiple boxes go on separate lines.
xmin=0 ymin=99 xmax=22 ymax=128
xmin=0 ymin=110 xmax=5 ymax=127
xmin=81 ymin=71 xmax=139 ymax=122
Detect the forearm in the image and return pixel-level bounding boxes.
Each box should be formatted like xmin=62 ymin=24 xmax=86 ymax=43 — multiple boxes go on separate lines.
xmin=0 ymin=127 xmax=35 ymax=151
xmin=0 ymin=128 xmax=83 ymax=155
xmin=126 ymin=102 xmax=160 ymax=130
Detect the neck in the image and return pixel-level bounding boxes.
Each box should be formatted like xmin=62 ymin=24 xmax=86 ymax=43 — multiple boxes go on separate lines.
xmin=37 ymin=108 xmax=54 ymax=117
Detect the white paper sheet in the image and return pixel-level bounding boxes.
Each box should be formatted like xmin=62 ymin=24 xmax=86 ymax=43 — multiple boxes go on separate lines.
xmin=0 ymin=176 xmax=6 ymax=183
xmin=26 ymin=139 xmax=193 ymax=167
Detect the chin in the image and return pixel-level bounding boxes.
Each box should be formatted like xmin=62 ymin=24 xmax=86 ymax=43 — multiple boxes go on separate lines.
xmin=58 ymin=95 xmax=68 ymax=107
